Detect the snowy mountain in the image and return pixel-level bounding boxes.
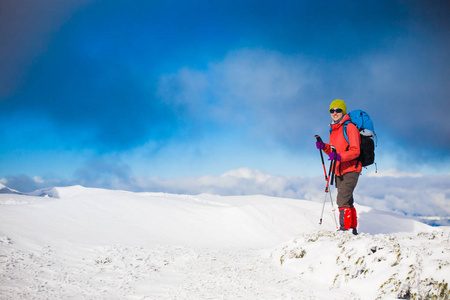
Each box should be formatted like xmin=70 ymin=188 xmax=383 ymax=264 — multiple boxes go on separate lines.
xmin=0 ymin=185 xmax=448 ymax=299
xmin=0 ymin=183 xmax=22 ymax=195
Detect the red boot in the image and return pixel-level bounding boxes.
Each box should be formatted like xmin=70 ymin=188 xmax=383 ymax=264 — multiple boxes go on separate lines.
xmin=339 ymin=207 xmax=352 ymax=231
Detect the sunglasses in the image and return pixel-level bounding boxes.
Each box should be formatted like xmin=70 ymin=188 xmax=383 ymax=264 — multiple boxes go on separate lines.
xmin=330 ymin=108 xmax=343 ymax=113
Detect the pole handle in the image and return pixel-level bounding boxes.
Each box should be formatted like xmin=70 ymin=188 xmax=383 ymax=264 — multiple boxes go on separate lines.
xmin=330 ymin=146 xmax=337 ymax=186
xmin=315 ymin=135 xmax=327 ymax=180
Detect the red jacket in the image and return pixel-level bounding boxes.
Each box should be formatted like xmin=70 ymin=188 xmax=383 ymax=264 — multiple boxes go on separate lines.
xmin=323 ymin=114 xmax=362 ymax=176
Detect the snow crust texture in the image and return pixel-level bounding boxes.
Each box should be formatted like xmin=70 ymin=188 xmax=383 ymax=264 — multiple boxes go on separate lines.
xmin=272 ymin=230 xmax=450 ymax=299
xmin=0 ymin=185 xmax=449 ymax=299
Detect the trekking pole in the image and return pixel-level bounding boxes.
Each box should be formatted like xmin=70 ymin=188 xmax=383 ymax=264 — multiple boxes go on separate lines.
xmin=319 ymin=148 xmax=333 ymax=224
xmin=315 ymin=135 xmax=327 ymax=181
xmin=319 ymin=146 xmax=334 ymax=225
xmin=316 ymin=135 xmax=329 ymax=225
xmin=319 ymin=146 xmax=339 ymax=228
xmin=328 ymin=147 xmax=339 ymax=228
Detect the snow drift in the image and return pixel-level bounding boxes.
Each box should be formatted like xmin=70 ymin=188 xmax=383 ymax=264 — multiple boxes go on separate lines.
xmin=0 ymin=185 xmax=448 ymax=299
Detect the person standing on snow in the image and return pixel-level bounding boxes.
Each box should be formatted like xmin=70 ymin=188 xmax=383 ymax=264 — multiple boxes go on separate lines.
xmin=316 ymin=99 xmax=361 ymax=235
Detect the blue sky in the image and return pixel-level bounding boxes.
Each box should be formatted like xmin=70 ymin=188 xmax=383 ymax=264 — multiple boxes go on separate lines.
xmin=1 ymin=0 xmax=450 ymax=193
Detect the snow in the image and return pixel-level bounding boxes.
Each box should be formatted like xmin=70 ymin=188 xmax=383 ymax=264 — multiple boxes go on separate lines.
xmin=0 ymin=185 xmax=449 ymax=299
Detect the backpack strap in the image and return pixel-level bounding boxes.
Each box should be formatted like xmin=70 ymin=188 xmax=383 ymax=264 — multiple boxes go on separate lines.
xmin=342 ymin=121 xmax=350 ymax=144
xmin=343 ymin=121 xmax=363 ymax=169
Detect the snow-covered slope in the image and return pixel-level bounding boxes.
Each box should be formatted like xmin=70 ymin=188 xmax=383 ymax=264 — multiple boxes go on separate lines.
xmin=0 ymin=183 xmax=22 ymax=195
xmin=0 ymin=185 xmax=448 ymax=299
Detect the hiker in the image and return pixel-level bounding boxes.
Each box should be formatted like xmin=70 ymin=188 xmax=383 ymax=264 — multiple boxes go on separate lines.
xmin=316 ymin=99 xmax=361 ymax=235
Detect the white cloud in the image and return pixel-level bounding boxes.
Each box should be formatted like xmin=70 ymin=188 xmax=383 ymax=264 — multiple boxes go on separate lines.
xmin=157 ymin=48 xmax=321 ymax=147
xmin=221 ymin=168 xmax=272 ymax=182
xmin=131 ymin=168 xmax=309 ymax=200
xmin=3 ymin=168 xmax=449 ymax=219
xmin=33 ymin=176 xmax=45 ymax=183
xmin=130 ymin=168 xmax=450 ymax=219
xmin=367 ymin=168 xmax=422 ymax=178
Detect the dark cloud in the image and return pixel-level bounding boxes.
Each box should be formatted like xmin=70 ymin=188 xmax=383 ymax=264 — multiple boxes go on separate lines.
xmin=0 ymin=0 xmax=449 ymax=178
xmin=0 ymin=0 xmax=91 ymax=98
xmin=7 ymin=50 xmax=179 ymax=151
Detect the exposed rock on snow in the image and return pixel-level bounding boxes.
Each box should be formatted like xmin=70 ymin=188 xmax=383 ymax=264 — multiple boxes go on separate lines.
xmin=271 ymin=230 xmax=450 ymax=299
